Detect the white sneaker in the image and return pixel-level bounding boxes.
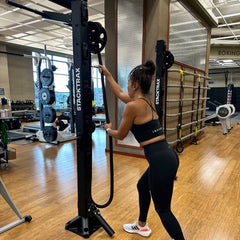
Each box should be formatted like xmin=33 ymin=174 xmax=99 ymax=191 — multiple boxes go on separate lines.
xmin=123 ymin=221 xmax=152 ymax=237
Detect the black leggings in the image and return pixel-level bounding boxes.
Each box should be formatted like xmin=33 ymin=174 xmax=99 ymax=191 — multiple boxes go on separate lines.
xmin=137 ymin=139 xmax=185 ymax=240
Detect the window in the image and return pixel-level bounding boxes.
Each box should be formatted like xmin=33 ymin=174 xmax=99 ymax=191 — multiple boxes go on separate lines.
xmin=32 ymin=52 xmax=103 ymax=110
xmin=92 ymin=66 xmax=103 ymax=107
xmin=117 ymin=0 xmax=143 ymax=147
xmin=169 ymin=1 xmax=208 ymax=70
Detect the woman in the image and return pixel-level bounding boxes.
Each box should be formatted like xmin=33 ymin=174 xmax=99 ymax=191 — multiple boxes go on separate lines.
xmin=98 ymin=61 xmax=185 ymax=239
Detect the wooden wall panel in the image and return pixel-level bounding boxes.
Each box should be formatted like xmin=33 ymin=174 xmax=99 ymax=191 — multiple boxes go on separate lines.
xmin=165 ymin=63 xmax=208 ymax=146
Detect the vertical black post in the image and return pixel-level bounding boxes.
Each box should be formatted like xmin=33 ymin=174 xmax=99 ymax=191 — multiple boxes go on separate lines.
xmin=65 ymin=0 xmax=93 ymax=235
xmin=65 ymin=0 xmax=114 ymax=238
xmin=73 ymin=0 xmax=92 ymax=218
xmin=155 ymin=40 xmax=166 ymax=126
xmin=36 ymin=58 xmax=44 ymax=130
xmin=227 ymin=83 xmax=234 ymax=104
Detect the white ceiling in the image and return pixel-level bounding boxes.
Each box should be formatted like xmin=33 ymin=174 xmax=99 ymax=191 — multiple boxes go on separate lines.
xmin=205 ymin=0 xmax=240 ymax=45
xmin=0 ymin=0 xmax=239 ymax=68
xmin=205 ymin=0 xmax=240 ymax=69
xmin=0 ymin=0 xmax=104 ymax=55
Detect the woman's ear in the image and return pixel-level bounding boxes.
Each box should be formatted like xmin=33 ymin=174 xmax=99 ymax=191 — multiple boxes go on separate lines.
xmin=134 ymin=82 xmax=140 ymax=90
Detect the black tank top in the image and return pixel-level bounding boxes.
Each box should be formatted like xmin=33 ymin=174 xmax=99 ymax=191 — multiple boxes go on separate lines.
xmin=130 ymin=98 xmax=163 ymax=143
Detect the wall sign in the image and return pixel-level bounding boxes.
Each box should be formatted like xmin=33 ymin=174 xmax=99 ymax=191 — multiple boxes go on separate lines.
xmin=218 ymin=50 xmax=240 ymax=56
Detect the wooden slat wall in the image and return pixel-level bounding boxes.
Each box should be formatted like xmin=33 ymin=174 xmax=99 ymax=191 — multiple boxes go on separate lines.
xmin=165 ymin=63 xmax=208 ymax=145
xmin=165 ymin=64 xmax=181 ymax=143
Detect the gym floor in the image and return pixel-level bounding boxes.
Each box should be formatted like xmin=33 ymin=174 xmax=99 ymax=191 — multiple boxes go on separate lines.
xmin=0 ymin=123 xmax=240 ymax=239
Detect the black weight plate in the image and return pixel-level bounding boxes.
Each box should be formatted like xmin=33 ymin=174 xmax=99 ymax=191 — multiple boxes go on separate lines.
xmin=40 ymin=68 xmax=54 ymax=86
xmin=43 ymin=107 xmax=56 ymax=123
xmin=88 ymin=21 xmax=107 ymax=54
xmin=218 ymin=106 xmax=229 ymax=118
xmin=40 ymin=88 xmax=55 ymax=105
xmin=43 ymin=126 xmax=57 ymax=142
xmin=164 ymin=51 xmax=174 ymax=69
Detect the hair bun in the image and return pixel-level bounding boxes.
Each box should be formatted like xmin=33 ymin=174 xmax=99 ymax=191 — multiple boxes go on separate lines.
xmin=144 ymin=60 xmax=155 ymax=75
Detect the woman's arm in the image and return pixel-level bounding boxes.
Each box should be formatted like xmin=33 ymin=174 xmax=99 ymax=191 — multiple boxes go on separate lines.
xmin=98 ymin=65 xmax=131 ymax=104
xmin=105 ymin=102 xmax=135 ymax=140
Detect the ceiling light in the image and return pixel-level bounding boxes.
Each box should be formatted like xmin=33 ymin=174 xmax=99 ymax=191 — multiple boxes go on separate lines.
xmin=222 ymin=59 xmax=234 ymax=63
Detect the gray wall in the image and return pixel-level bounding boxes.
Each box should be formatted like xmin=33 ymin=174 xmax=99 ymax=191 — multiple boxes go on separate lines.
xmin=0 ymin=44 xmax=10 ymax=110
xmin=104 ymin=0 xmax=170 ymax=156
xmin=0 ymin=43 xmax=35 ymax=110
xmin=7 ymin=45 xmax=35 ymax=102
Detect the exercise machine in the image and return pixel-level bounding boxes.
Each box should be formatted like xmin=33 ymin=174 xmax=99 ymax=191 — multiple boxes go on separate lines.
xmin=6 ymin=0 xmax=114 ymax=237
xmin=216 ymin=104 xmax=235 ymax=135
xmin=155 ymin=40 xmax=174 ymax=127
xmin=216 ymin=83 xmax=236 ymax=134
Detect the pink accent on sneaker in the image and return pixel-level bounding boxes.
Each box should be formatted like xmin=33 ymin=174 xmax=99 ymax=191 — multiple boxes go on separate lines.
xmin=123 ymin=221 xmax=152 ymax=237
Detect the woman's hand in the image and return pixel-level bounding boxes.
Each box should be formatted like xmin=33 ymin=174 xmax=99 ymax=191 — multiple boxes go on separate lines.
xmin=98 ymin=64 xmax=110 ymax=77
xmin=104 ymin=123 xmax=112 ymax=131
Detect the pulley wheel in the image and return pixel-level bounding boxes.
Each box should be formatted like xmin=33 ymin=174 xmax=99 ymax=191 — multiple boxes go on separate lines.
xmin=163 ymin=51 xmax=174 ymax=69
xmin=88 ymin=21 xmax=107 ymax=54
xmin=43 ymin=107 xmax=56 ymax=123
xmin=40 ymin=68 xmax=54 ymax=86
xmin=40 ymin=88 xmax=55 ymax=105
xmin=43 ymin=126 xmax=57 ymax=142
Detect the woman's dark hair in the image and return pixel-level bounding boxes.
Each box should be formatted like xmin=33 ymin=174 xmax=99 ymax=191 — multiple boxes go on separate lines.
xmin=129 ymin=60 xmax=155 ymax=94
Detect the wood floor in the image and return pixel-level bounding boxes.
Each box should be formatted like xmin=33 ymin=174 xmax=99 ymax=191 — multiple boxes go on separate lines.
xmin=0 ymin=123 xmax=240 ymax=240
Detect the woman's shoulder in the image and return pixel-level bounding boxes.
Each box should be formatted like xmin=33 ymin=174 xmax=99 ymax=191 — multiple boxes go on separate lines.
xmin=126 ymin=98 xmax=145 ymax=107
xmin=125 ymin=99 xmax=142 ymax=114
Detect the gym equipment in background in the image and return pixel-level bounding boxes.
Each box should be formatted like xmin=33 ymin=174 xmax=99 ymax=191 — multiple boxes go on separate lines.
xmin=216 ymin=104 xmax=233 ymax=134
xmin=176 ymin=70 xmax=184 ymax=153
xmin=165 ymin=69 xmax=211 ymax=152
xmin=6 ymin=0 xmax=114 ymax=237
xmin=34 ymin=50 xmax=76 ymax=143
xmin=191 ymin=75 xmax=201 ymax=145
xmin=0 ymin=177 xmax=32 ymax=233
xmin=35 ymin=51 xmax=58 ymax=143
xmin=154 ymin=40 xmax=174 ymax=127
xmin=215 ymin=83 xmax=236 ymax=135
xmin=155 ymin=40 xmax=178 ymax=179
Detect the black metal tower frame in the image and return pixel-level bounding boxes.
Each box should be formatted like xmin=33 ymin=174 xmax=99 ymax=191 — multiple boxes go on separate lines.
xmin=155 ymin=40 xmax=166 ymax=127
xmin=6 ymin=0 xmax=114 ymax=238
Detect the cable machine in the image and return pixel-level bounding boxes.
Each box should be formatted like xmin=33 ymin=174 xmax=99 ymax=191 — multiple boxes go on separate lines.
xmin=154 ymin=40 xmax=174 ymax=127
xmin=6 ymin=0 xmax=114 ymax=238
